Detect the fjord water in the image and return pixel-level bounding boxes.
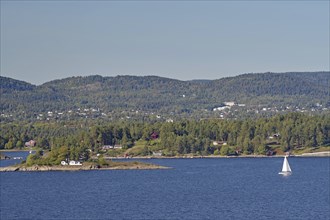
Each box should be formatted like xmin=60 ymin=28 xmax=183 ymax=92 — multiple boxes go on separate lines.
xmin=1 ymin=157 xmax=329 ymax=220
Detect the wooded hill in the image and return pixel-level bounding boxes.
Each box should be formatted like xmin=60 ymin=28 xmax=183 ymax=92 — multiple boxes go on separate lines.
xmin=1 ymin=72 xmax=329 ymax=120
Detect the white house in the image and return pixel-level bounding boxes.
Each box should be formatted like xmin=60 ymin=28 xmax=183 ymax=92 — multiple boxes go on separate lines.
xmin=102 ymin=145 xmax=114 ymax=150
xmin=114 ymin=145 xmax=122 ymax=149
xmin=69 ymin=161 xmax=82 ymax=166
xmin=152 ymin=151 xmax=162 ymax=157
xmin=224 ymin=102 xmax=235 ymax=106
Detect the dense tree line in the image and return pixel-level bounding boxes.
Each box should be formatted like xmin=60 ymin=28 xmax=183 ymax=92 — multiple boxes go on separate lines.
xmin=1 ymin=113 xmax=329 ymax=162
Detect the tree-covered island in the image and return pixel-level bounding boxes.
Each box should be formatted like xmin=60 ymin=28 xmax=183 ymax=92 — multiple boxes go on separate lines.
xmin=0 ymin=148 xmax=169 ymax=171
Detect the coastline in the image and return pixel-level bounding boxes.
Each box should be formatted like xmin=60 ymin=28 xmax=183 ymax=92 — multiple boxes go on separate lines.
xmin=1 ymin=152 xmax=329 ymax=172
xmin=297 ymin=151 xmax=330 ymax=157
xmin=0 ymin=149 xmax=34 ymax=152
xmin=0 ymin=163 xmax=170 ymax=172
xmin=1 ymin=151 xmax=329 ymax=172
xmin=105 ymin=151 xmax=330 ymax=160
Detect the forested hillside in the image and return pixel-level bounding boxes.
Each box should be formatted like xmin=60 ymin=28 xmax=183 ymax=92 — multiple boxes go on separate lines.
xmin=207 ymin=72 xmax=329 ymax=105
xmin=0 ymin=113 xmax=329 ymax=159
xmin=0 ymin=76 xmax=36 ymax=93
xmin=1 ymin=72 xmax=329 ymax=121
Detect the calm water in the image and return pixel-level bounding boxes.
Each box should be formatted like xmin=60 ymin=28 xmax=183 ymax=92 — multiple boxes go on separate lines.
xmin=0 ymin=156 xmax=329 ymax=220
xmin=0 ymin=151 xmax=32 ymax=167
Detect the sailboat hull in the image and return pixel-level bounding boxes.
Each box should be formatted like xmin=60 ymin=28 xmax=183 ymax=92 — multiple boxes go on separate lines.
xmin=278 ymin=171 xmax=292 ymax=176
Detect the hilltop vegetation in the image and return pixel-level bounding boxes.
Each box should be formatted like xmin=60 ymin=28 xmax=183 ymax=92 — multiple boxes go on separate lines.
xmin=1 ymin=72 xmax=329 ymax=121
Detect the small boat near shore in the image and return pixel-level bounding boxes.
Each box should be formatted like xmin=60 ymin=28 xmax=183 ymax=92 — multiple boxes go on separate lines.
xmin=12 ymin=157 xmax=23 ymax=160
xmin=279 ymin=156 xmax=292 ymax=176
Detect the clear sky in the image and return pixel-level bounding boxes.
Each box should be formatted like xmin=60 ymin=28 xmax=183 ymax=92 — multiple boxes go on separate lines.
xmin=1 ymin=1 xmax=329 ymax=85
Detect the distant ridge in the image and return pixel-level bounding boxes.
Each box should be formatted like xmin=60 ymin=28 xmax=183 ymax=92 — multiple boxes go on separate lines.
xmin=189 ymin=79 xmax=212 ymax=83
xmin=1 ymin=72 xmax=329 ymax=120
xmin=0 ymin=76 xmax=36 ymax=93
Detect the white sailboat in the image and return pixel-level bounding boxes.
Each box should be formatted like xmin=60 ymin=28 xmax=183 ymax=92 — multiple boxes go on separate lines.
xmin=278 ymin=156 xmax=292 ymax=175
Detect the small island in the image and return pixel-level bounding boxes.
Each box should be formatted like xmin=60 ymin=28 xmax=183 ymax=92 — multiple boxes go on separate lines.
xmin=0 ymin=161 xmax=168 ymax=172
xmin=0 ymin=150 xmax=169 ymax=172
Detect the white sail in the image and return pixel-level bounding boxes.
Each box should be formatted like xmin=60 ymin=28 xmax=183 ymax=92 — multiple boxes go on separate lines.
xmin=282 ymin=156 xmax=291 ymax=172
xmin=279 ymin=156 xmax=292 ymax=175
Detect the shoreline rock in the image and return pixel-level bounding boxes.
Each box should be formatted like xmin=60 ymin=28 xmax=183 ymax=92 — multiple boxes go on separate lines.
xmin=106 ymin=151 xmax=330 ymax=160
xmin=0 ymin=163 xmax=170 ymax=172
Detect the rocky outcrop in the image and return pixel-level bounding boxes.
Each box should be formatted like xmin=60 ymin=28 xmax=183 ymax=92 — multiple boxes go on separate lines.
xmin=0 ymin=163 xmax=169 ymax=172
xmin=300 ymin=151 xmax=330 ymax=157
xmin=0 ymin=166 xmax=20 ymax=172
xmin=0 ymin=165 xmax=52 ymax=172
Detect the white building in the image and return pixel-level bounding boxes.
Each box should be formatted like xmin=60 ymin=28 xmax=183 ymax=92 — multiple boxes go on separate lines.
xmin=224 ymin=102 xmax=235 ymax=106
xmin=69 ymin=161 xmax=82 ymax=166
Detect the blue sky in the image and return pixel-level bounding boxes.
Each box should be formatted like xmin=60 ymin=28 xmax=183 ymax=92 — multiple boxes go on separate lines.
xmin=1 ymin=1 xmax=329 ymax=85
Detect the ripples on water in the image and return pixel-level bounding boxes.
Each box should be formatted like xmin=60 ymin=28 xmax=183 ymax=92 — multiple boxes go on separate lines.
xmin=1 ymin=157 xmax=329 ymax=219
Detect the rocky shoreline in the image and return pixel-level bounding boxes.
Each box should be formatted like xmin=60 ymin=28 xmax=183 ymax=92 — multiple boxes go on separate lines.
xmin=105 ymin=151 xmax=330 ymax=160
xmin=1 ymin=151 xmax=329 ymax=172
xmin=0 ymin=163 xmax=169 ymax=172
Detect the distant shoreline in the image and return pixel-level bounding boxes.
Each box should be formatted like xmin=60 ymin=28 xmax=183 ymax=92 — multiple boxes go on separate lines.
xmin=0 ymin=163 xmax=170 ymax=172
xmin=0 ymin=149 xmax=33 ymax=152
xmin=1 ymin=151 xmax=329 ymax=161
xmin=105 ymin=151 xmax=330 ymax=160
xmin=296 ymin=151 xmax=330 ymax=157
xmin=1 ymin=152 xmax=329 ymax=172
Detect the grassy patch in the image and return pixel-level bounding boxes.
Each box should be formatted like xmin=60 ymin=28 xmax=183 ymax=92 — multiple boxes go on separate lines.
xmin=125 ymin=139 xmax=162 ymax=156
xmin=292 ymin=146 xmax=330 ymax=154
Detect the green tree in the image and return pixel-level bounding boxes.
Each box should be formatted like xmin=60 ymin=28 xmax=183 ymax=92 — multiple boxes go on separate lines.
xmin=97 ymin=155 xmax=108 ymax=166
xmin=5 ymin=139 xmax=14 ymax=149
xmin=252 ymin=135 xmax=266 ymax=154
xmin=16 ymin=140 xmax=23 ymax=149
xmin=220 ymin=145 xmax=229 ymax=156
